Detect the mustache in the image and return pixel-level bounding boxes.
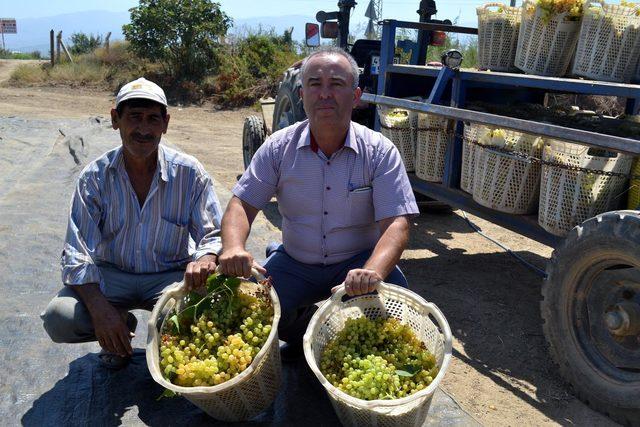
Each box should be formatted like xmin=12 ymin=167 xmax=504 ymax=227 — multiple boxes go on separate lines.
xmin=131 ymin=133 xmax=155 ymax=142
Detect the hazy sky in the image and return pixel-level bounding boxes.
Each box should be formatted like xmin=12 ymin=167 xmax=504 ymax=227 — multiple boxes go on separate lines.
xmin=4 ymin=0 xmax=511 ymax=26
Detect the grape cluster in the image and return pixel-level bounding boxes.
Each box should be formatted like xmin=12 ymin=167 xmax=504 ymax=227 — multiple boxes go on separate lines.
xmin=159 ymin=291 xmax=274 ymax=387
xmin=320 ymin=317 xmax=439 ymax=400
xmin=532 ymin=0 xmax=585 ymax=22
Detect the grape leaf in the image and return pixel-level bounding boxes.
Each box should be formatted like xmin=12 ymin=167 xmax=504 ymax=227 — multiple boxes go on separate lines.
xmin=395 ymin=364 xmax=421 ymax=377
xmin=157 ymin=388 xmax=177 ymax=400
xmin=169 ymin=314 xmax=180 ymax=334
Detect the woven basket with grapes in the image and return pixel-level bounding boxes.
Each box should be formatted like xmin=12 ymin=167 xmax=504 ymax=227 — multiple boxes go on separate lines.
xmin=147 ymin=269 xmax=281 ymax=421
xmin=303 ymin=282 xmax=452 ymax=427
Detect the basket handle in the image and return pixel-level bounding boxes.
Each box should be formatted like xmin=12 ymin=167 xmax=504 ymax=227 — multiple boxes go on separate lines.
xmin=330 ymin=280 xmax=394 ymax=302
xmin=480 ymin=2 xmax=509 ymax=11
xmin=149 ymin=267 xmax=266 ymax=330
xmin=424 ymin=302 xmax=453 ymax=348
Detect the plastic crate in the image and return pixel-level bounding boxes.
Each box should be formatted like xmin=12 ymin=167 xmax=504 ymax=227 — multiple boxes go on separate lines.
xmin=415 ymin=113 xmax=451 ymax=182
xmin=477 ymin=2 xmax=522 ymax=72
xmin=572 ymin=1 xmax=640 ymax=83
xmin=146 ymin=274 xmax=282 ymax=421
xmin=303 ymin=282 xmax=452 ymax=427
xmin=378 ymin=104 xmax=418 ymax=172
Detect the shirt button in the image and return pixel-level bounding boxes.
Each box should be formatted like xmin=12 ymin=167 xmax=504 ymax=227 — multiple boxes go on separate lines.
xmin=326 ymin=161 xmax=331 ymax=165
xmin=326 ymin=186 xmax=331 ymax=190
xmin=323 ymin=235 xmax=326 ymax=239
xmin=324 ymin=211 xmax=328 ymax=215
xmin=324 ymin=254 xmax=328 ymax=258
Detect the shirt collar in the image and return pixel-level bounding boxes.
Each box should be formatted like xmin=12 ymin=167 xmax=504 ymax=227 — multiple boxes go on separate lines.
xmin=297 ymin=121 xmax=359 ymax=155
xmin=108 ymin=144 xmax=168 ymax=182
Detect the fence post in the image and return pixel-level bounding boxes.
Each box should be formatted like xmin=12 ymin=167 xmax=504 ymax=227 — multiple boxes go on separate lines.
xmin=105 ymin=32 xmax=111 ymax=52
xmin=56 ymin=31 xmax=62 ymax=63
xmin=60 ymin=38 xmax=73 ymax=63
xmin=49 ymin=30 xmax=56 ymax=67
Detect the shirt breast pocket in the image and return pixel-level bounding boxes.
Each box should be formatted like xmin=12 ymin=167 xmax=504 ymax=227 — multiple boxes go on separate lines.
xmin=347 ymin=187 xmax=374 ymax=226
xmin=154 ymin=217 xmax=189 ymax=259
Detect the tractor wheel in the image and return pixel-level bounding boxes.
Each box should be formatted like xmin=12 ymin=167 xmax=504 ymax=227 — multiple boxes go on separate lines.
xmin=542 ymin=210 xmax=640 ymax=426
xmin=242 ymin=115 xmax=266 ymax=170
xmin=272 ymin=70 xmax=306 ymax=132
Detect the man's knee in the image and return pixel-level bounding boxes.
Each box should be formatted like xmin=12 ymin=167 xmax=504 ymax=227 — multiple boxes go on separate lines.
xmin=385 ymin=265 xmax=408 ymax=288
xmin=40 ymin=293 xmax=93 ymax=344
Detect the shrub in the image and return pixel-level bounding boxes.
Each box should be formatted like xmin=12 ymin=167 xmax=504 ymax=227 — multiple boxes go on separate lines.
xmin=123 ymin=0 xmax=232 ymax=82
xmin=70 ymin=33 xmax=103 ymax=56
xmin=8 ymin=64 xmax=47 ymax=84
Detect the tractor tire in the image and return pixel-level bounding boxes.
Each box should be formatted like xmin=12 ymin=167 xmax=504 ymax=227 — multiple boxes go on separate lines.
xmin=242 ymin=115 xmax=266 ymax=170
xmin=272 ymin=69 xmax=306 ymax=132
xmin=542 ymin=210 xmax=640 ymax=426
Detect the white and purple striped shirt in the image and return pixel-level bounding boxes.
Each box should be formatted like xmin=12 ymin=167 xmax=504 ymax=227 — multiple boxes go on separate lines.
xmin=233 ymin=120 xmax=418 ymax=265
xmin=62 ymin=144 xmax=222 ymax=288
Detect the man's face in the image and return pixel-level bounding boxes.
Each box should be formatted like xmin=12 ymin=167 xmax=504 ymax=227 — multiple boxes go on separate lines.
xmin=110 ymin=103 xmax=170 ymax=161
xmin=301 ymin=53 xmax=362 ymax=129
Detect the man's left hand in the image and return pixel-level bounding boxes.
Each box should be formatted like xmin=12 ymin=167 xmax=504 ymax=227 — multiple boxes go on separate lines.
xmin=184 ymin=254 xmax=218 ymax=291
xmin=342 ymin=268 xmax=382 ymax=296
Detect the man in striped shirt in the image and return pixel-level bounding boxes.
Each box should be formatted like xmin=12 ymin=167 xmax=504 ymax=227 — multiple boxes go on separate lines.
xmin=219 ymin=47 xmax=419 ymax=359
xmin=41 ymin=78 xmax=223 ymax=369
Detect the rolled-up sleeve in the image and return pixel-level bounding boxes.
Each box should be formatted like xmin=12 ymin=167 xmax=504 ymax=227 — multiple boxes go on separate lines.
xmin=372 ymin=143 xmax=420 ymax=222
xmin=232 ymin=137 xmax=278 ymax=210
xmin=61 ymin=176 xmax=103 ymax=286
xmin=191 ymin=172 xmax=223 ymax=261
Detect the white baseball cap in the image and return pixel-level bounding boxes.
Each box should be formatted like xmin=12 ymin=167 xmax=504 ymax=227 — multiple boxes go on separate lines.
xmin=115 ymin=77 xmax=168 ymax=108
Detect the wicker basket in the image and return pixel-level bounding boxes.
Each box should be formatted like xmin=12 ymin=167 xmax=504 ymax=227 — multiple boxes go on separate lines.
xmin=515 ymin=0 xmax=582 ymax=76
xmin=539 ymin=140 xmax=633 ymax=236
xmin=147 ymin=271 xmax=282 ymax=421
xmin=461 ymin=122 xmax=490 ymax=194
xmin=472 ymin=129 xmax=543 ymax=214
xmin=303 ymin=282 xmax=452 ymax=427
xmin=415 ymin=113 xmax=451 ymax=182
xmin=572 ymin=1 xmax=640 ymax=83
xmin=378 ymin=104 xmax=417 ymax=172
xmin=627 ymin=158 xmax=640 ymax=209
xmin=477 ymin=2 xmax=522 ymax=71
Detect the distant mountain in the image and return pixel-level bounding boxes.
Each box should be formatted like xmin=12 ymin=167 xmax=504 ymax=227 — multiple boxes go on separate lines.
xmin=6 ymin=10 xmax=315 ymax=55
xmin=6 ymin=10 xmax=129 ymax=55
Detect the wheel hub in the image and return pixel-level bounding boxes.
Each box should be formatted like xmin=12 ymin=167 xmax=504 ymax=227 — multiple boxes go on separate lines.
xmin=584 ymin=267 xmax=640 ymax=371
xmin=605 ymin=301 xmax=640 ymax=337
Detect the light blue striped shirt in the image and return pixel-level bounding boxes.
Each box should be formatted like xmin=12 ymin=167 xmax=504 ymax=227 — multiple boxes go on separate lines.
xmin=61 ymin=144 xmax=222 ymax=287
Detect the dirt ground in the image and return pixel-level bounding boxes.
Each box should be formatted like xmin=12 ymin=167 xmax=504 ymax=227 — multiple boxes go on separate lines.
xmin=0 ymin=59 xmax=617 ymax=426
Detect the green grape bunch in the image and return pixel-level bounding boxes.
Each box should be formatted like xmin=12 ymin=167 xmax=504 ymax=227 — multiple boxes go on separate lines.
xmin=529 ymin=0 xmax=585 ymax=23
xmin=158 ymin=274 xmax=274 ymax=388
xmin=320 ymin=317 xmax=439 ymax=401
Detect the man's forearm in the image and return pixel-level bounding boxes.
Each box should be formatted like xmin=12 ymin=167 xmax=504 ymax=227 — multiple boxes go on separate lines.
xmin=364 ymin=216 xmax=410 ymax=279
xmin=70 ymin=283 xmax=111 ymax=317
xmin=221 ymin=197 xmax=257 ymax=250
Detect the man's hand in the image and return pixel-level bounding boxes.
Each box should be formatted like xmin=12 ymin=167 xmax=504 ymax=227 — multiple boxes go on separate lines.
xmin=342 ymin=268 xmax=382 ymax=296
xmin=218 ymin=247 xmax=265 ymax=279
xmin=91 ymin=302 xmax=134 ymax=357
xmin=184 ymin=254 xmax=217 ymax=291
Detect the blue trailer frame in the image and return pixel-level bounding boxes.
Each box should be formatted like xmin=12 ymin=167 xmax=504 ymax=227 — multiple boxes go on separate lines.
xmin=361 ymin=19 xmax=640 ymax=248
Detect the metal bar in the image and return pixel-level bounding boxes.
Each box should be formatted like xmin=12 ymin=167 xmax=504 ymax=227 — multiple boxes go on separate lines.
xmin=426 ymin=67 xmax=454 ymax=104
xmin=361 ymin=93 xmax=640 ymax=154
xmin=380 ymin=19 xmax=478 ymax=35
xmin=408 ymin=175 xmax=561 ymax=247
xmin=443 ymin=78 xmax=465 ymax=188
xmin=385 ymin=65 xmax=640 ymax=98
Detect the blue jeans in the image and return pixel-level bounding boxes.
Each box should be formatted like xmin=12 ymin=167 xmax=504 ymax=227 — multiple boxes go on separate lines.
xmin=263 ymin=245 xmax=408 ymax=343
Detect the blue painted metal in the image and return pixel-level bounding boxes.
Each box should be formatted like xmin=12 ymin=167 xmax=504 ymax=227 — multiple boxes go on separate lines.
xmin=426 ymin=67 xmax=454 ymax=105
xmin=369 ymin=19 xmax=640 ymax=247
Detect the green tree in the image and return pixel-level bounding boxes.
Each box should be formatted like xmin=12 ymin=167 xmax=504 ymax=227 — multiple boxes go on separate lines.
xmin=70 ymin=33 xmax=103 ymax=55
xmin=123 ymin=0 xmax=231 ymax=82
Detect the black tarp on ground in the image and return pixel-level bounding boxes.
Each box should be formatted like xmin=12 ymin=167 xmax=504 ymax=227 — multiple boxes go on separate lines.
xmin=0 ymin=116 xmax=478 ymax=426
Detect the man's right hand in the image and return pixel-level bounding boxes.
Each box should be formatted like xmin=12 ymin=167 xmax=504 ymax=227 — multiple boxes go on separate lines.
xmin=91 ymin=302 xmax=134 ymax=357
xmin=218 ymin=247 xmax=265 ymax=279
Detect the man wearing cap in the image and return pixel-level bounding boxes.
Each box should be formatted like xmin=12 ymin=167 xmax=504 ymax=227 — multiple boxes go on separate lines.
xmin=41 ymin=77 xmax=222 ymax=369
xmin=219 ymin=47 xmax=419 ymax=359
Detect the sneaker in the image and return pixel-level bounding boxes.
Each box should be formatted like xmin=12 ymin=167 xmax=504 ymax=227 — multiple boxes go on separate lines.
xmin=279 ymin=341 xmax=304 ymax=363
xmin=98 ymin=350 xmax=131 ymax=370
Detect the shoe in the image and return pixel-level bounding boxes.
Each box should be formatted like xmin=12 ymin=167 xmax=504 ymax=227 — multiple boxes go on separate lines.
xmin=280 ymin=341 xmax=304 ymax=363
xmin=98 ymin=350 xmax=131 ymax=370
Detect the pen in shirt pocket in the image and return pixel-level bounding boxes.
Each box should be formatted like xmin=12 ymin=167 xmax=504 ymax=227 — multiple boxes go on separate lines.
xmin=350 ymin=185 xmax=372 ymax=193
